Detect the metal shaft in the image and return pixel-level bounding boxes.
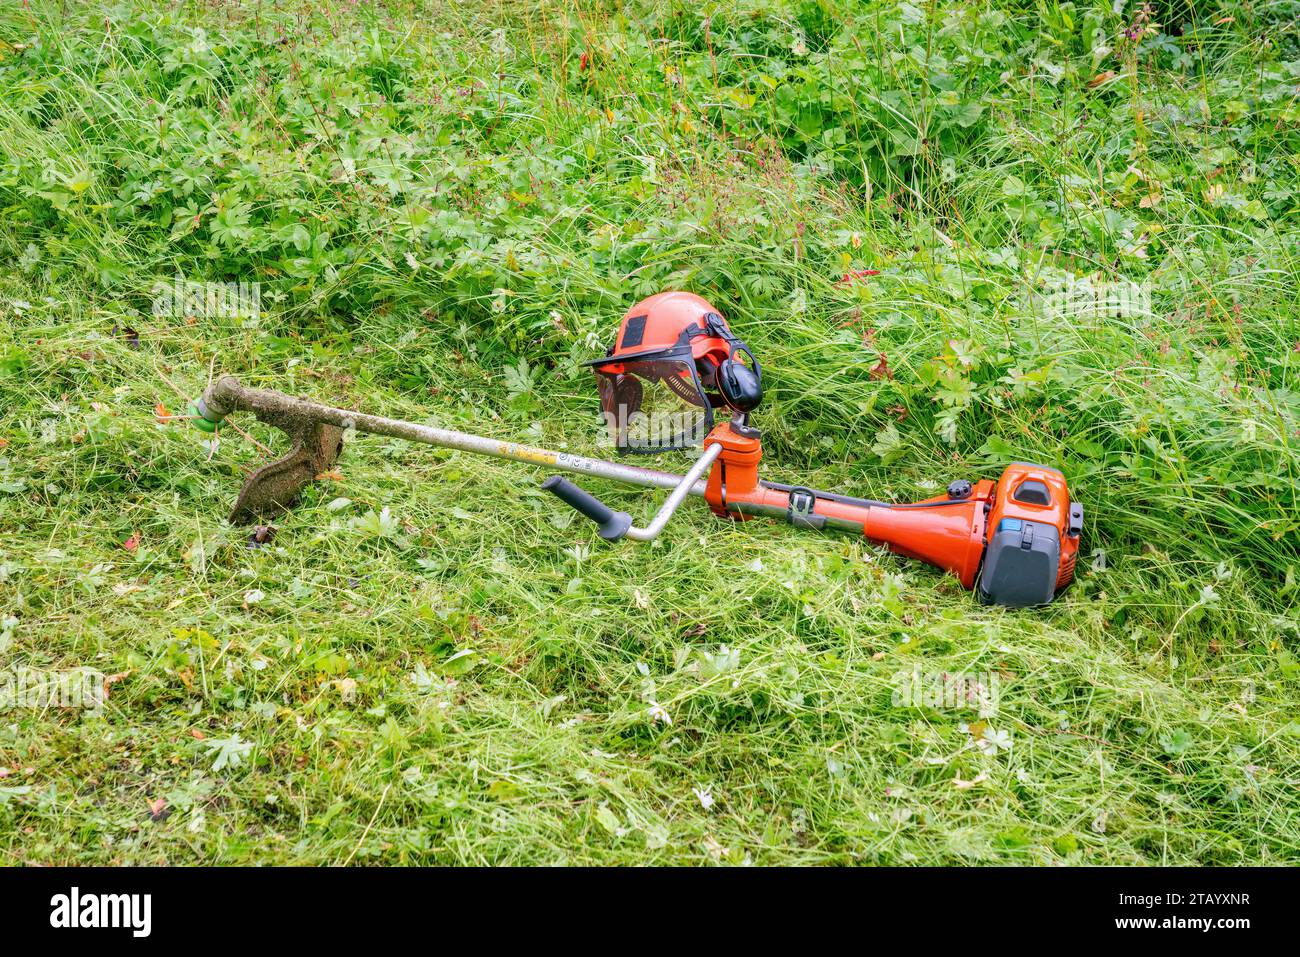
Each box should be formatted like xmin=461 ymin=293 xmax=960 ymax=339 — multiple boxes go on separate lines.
xmin=200 ymin=375 xmax=706 ymax=496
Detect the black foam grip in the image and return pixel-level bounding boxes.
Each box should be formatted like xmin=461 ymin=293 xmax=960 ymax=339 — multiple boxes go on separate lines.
xmin=540 ymin=476 xmax=633 ymax=540
xmin=542 ymin=475 xmax=616 ymax=524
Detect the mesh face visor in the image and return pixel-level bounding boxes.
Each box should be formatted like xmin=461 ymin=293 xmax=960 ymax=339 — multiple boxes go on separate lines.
xmin=592 ymin=352 xmax=714 ymax=453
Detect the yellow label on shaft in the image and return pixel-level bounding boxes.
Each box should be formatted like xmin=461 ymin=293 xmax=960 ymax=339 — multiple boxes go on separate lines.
xmin=499 ymin=443 xmax=556 ymax=466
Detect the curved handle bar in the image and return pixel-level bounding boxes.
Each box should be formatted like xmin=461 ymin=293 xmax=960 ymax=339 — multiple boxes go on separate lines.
xmin=543 ymin=443 xmax=722 ymax=542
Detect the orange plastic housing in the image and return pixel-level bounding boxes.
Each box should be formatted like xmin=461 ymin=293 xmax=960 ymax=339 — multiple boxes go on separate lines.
xmin=702 ymin=424 xmax=1077 ymax=594
xmin=985 ymin=463 xmax=1079 ymax=590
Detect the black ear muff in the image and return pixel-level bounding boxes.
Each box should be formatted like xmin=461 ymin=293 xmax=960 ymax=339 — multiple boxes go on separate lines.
xmin=718 ymin=358 xmax=763 ymax=412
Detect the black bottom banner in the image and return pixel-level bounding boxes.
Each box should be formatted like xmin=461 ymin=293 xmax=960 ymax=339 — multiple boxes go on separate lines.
xmin=0 ymin=866 xmax=1283 ymax=943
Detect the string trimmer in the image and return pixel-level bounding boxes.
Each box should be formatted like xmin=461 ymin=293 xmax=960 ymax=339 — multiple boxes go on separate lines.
xmin=190 ymin=291 xmax=1082 ymax=606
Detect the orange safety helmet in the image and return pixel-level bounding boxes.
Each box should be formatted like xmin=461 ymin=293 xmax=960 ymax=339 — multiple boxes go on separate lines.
xmin=588 ymin=292 xmax=762 ymax=453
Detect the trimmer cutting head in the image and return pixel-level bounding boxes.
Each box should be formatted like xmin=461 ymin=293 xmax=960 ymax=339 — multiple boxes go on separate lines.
xmin=191 ymin=377 xmax=344 ymax=524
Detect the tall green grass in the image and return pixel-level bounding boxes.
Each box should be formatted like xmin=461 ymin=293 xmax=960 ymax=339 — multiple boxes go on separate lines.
xmin=0 ymin=0 xmax=1297 ymax=864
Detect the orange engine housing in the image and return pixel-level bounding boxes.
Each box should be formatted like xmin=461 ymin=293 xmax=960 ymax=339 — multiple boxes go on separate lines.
xmin=702 ymin=423 xmax=1080 ymax=606
xmin=985 ymin=463 xmax=1080 ymax=593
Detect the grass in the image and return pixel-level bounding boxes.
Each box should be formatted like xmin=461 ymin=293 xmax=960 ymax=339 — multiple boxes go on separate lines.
xmin=0 ymin=0 xmax=1298 ymax=864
